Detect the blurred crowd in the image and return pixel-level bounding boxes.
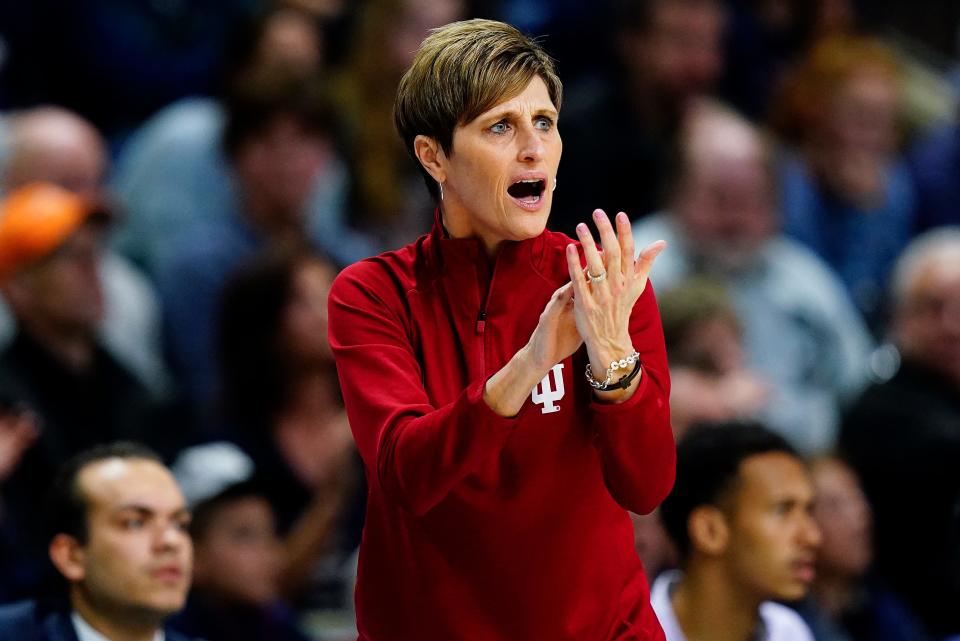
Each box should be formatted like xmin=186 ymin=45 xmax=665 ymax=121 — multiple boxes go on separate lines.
xmin=0 ymin=0 xmax=958 ymax=640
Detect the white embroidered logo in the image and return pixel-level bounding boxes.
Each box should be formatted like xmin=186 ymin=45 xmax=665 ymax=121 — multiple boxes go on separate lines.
xmin=531 ymin=363 xmax=565 ymax=414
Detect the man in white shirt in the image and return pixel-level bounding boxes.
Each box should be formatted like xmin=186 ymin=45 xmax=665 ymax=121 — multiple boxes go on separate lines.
xmin=653 ymin=423 xmax=820 ymax=641
xmin=0 ymin=442 xmax=195 ymax=641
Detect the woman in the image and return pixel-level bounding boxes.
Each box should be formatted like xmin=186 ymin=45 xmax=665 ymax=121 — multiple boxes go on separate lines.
xmin=328 ymin=19 xmax=674 ymax=640
xmin=217 ymin=246 xmax=362 ymax=609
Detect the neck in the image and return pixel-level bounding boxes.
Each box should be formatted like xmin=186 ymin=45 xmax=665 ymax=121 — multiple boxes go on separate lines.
xmin=21 ymin=321 xmax=95 ymax=371
xmin=72 ymin=590 xmax=161 ymax=641
xmin=438 ymin=203 xmax=502 ymax=257
xmin=812 ymin=571 xmax=859 ymax=619
xmin=672 ymin=564 xmax=764 ymax=641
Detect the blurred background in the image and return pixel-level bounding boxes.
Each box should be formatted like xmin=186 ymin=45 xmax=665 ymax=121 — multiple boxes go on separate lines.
xmin=1 ymin=1 xmax=959 ymax=640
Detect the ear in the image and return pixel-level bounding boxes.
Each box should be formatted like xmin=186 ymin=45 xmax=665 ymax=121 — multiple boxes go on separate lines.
xmin=413 ymin=135 xmax=447 ymax=184
xmin=687 ymin=505 xmax=729 ymax=556
xmin=49 ymin=533 xmax=87 ymax=583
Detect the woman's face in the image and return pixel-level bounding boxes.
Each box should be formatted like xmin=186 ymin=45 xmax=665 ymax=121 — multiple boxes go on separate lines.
xmin=436 ymin=75 xmax=561 ymax=252
xmin=811 ymin=458 xmax=873 ymax=580
xmin=825 ymin=68 xmax=899 ymax=158
xmin=281 ymin=258 xmax=336 ymax=363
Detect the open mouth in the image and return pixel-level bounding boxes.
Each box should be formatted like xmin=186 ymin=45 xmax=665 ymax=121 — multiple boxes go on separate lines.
xmin=507 ymin=178 xmax=546 ymax=206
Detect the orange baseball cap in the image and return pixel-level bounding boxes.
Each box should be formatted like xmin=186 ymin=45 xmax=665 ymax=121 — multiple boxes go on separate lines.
xmin=0 ymin=182 xmax=98 ymax=282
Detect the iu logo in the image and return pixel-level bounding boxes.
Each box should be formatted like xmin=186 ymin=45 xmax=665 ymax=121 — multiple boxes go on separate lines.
xmin=531 ymin=363 xmax=565 ymax=414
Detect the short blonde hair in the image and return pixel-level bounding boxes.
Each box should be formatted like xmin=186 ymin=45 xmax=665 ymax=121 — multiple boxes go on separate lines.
xmin=394 ymin=19 xmax=562 ymax=199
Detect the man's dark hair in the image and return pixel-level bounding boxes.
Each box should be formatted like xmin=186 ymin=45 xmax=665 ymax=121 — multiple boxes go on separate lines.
xmin=45 ymin=441 xmax=163 ymax=544
xmin=660 ymin=422 xmax=798 ymax=559
xmin=222 ymin=64 xmax=336 ymax=160
xmin=189 ymin=478 xmax=268 ymax=542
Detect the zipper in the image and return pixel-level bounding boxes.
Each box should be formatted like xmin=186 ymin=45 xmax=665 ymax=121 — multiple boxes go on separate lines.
xmin=476 ymin=309 xmax=486 ymax=334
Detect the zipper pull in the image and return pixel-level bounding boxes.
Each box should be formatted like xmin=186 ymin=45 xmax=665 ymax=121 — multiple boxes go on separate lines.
xmin=476 ymin=309 xmax=486 ymax=334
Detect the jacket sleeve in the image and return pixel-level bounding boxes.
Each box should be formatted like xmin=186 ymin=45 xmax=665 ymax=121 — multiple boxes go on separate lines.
xmin=327 ymin=262 xmax=518 ymax=517
xmin=589 ymin=284 xmax=676 ymax=515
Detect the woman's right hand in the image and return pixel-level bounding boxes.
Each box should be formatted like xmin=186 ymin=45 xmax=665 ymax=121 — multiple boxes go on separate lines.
xmin=483 ymin=282 xmax=582 ymax=418
xmin=525 ymin=282 xmax=583 ymax=372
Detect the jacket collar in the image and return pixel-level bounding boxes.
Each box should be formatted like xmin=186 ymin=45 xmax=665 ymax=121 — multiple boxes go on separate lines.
xmin=425 ymin=206 xmax=547 ymax=281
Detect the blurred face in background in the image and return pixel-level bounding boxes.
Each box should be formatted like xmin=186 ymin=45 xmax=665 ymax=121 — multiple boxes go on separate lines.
xmin=824 ymin=68 xmax=898 ymax=160
xmin=673 ymin=314 xmax=745 ymax=374
xmin=811 ymin=458 xmax=873 ymax=580
xmin=722 ymin=452 xmax=821 ymax=602
xmin=256 ymin=9 xmax=324 ymax=71
xmin=896 ymin=251 xmax=960 ymax=386
xmin=11 ymin=225 xmax=106 ymax=339
xmin=192 ymin=495 xmax=281 ymax=605
xmin=388 ymin=0 xmax=466 ymax=75
xmin=674 ymin=113 xmax=777 ymax=269
xmin=621 ymin=0 xmax=726 ymax=108
xmin=281 ymin=257 xmax=336 ymax=364
xmin=234 ymin=114 xmax=332 ymax=227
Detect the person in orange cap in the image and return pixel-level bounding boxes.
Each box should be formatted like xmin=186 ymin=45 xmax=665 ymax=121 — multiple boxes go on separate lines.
xmin=0 ymin=106 xmax=168 ymax=396
xmin=0 ymin=182 xmax=161 ymax=601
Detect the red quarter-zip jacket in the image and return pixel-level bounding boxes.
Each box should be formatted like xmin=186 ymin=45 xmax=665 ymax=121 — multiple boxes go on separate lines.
xmin=328 ymin=218 xmax=675 ymax=641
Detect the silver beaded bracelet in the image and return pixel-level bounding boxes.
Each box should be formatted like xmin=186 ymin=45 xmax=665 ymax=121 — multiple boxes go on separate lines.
xmin=585 ymin=350 xmax=641 ymax=391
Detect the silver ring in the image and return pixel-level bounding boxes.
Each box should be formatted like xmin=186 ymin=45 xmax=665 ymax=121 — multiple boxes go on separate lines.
xmin=587 ymin=269 xmax=607 ymax=284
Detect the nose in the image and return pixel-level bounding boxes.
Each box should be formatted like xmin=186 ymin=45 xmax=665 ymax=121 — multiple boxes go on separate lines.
xmin=154 ymin=522 xmax=189 ymax=553
xmin=517 ymin=122 xmax=545 ymax=163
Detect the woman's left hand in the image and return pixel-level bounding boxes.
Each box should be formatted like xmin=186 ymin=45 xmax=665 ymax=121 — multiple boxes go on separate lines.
xmin=565 ymin=210 xmax=666 ymax=398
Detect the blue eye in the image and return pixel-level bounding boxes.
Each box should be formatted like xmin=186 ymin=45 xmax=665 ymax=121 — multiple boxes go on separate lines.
xmin=535 ymin=116 xmax=553 ymax=130
xmin=490 ymin=121 xmax=509 ymax=134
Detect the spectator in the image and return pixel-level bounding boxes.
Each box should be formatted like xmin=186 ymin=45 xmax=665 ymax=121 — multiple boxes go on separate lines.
xmin=719 ymin=0 xmax=858 ymax=120
xmin=655 ymin=423 xmax=820 ymax=641
xmin=771 ymin=35 xmax=916 ymax=330
xmin=156 ymin=65 xmax=350 ymax=416
xmin=796 ymin=456 xmax=931 ymax=641
xmin=659 ymin=278 xmax=768 ymax=437
xmin=216 ymin=246 xmax=362 ymax=609
xmin=633 ymin=103 xmax=873 ymax=452
xmin=551 ymin=0 xmax=727 ymax=235
xmin=0 ymin=442 xmax=194 ymax=641
xmin=0 ymin=183 xmax=165 ymax=598
xmin=111 ymin=4 xmax=373 ymax=277
xmin=840 ymin=227 xmax=960 ymax=638
xmin=169 ymin=442 xmax=313 ymax=641
xmin=0 ymin=106 xmax=168 ymax=396
xmin=332 ymin=0 xmax=466 ymax=247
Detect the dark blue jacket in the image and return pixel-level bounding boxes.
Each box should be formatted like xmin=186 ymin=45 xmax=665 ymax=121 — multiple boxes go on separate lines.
xmin=0 ymin=600 xmax=195 ymax=641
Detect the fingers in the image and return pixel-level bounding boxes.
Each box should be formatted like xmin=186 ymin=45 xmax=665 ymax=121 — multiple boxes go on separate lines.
xmin=634 ymin=240 xmax=667 ymax=281
xmin=592 ymin=210 xmax=620 ymax=280
xmin=566 ymin=244 xmax=590 ymax=302
xmin=616 ymin=212 xmax=635 ymax=276
xmin=575 ymin=214 xmax=605 ymax=280
xmin=544 ymin=282 xmax=574 ymax=315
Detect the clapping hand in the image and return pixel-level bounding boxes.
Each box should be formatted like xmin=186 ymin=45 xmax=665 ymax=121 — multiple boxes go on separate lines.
xmin=565 ymin=210 xmax=665 ymax=399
